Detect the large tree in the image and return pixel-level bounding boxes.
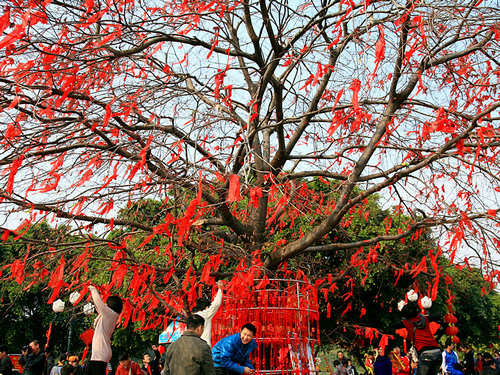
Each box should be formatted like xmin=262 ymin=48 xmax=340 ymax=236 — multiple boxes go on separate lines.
xmin=0 ymin=0 xmax=499 ymax=332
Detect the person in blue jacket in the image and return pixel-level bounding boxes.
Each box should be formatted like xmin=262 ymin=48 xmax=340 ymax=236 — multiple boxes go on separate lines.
xmin=211 ymin=323 xmax=257 ymax=375
xmin=374 ymin=347 xmax=392 ymax=375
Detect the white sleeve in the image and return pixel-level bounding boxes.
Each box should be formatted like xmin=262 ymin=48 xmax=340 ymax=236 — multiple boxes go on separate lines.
xmin=197 ymin=288 xmax=222 ymax=320
xmin=441 ymin=351 xmax=447 ymax=373
xmin=89 ymin=285 xmax=108 ymax=315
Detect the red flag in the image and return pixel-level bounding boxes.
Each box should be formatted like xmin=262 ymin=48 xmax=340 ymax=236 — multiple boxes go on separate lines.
xmin=45 ymin=321 xmax=53 ymax=349
xmin=374 ymin=25 xmax=386 ymax=64
xmin=350 ymin=79 xmax=361 ymax=110
xmin=249 ymin=187 xmax=262 ymax=208
xmin=0 ymin=9 xmax=10 ymax=36
xmin=227 ymin=174 xmax=242 ymax=202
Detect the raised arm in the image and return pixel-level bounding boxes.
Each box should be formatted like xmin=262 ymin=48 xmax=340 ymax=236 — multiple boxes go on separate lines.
xmin=199 ymin=281 xmax=223 ymax=320
xmin=88 ymin=285 xmax=107 ymax=314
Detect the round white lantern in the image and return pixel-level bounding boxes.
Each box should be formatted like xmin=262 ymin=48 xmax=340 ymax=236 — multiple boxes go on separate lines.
xmin=83 ymin=302 xmax=95 ymax=315
xmin=69 ymin=291 xmax=81 ymax=305
xmin=52 ymin=299 xmax=65 ymax=313
xmin=420 ymin=296 xmax=432 ymax=309
xmin=397 ymin=300 xmax=407 ymax=311
xmin=407 ymin=289 xmax=418 ymax=302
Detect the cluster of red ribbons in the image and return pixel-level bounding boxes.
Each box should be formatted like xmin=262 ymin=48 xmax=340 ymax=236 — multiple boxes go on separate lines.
xmin=212 ymin=278 xmax=320 ymax=373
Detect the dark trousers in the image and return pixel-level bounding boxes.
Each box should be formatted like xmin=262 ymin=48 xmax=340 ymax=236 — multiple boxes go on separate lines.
xmin=215 ymin=368 xmax=238 ymax=375
xmin=417 ymin=349 xmax=442 ymax=375
xmin=87 ymin=361 xmax=107 ymax=375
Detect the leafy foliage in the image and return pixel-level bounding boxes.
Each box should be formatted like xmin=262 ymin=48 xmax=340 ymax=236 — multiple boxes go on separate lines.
xmin=0 ymin=0 xmax=498 ymax=354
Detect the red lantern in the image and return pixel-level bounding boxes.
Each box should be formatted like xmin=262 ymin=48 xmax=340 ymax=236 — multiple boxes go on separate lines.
xmin=451 ymin=336 xmax=460 ymax=344
xmin=445 ymin=326 xmax=459 ymax=336
xmin=444 ymin=313 xmax=458 ymax=324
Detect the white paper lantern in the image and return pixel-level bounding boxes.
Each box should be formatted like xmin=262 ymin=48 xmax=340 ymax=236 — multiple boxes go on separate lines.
xmin=407 ymin=289 xmax=418 ymax=302
xmin=69 ymin=291 xmax=81 ymax=305
xmin=52 ymin=299 xmax=65 ymax=313
xmin=397 ymin=300 xmax=407 ymax=311
xmin=421 ymin=296 xmax=432 ymax=309
xmin=83 ymin=302 xmax=95 ymax=315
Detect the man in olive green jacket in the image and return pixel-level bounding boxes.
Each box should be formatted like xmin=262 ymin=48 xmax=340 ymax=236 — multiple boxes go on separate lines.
xmin=163 ymin=314 xmax=216 ymax=375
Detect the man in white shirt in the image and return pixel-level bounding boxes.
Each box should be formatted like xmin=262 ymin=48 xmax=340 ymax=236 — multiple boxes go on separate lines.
xmin=87 ymin=285 xmax=123 ymax=375
xmin=192 ymin=281 xmax=223 ymax=347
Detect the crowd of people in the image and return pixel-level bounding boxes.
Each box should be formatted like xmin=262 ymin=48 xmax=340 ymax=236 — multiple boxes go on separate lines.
xmin=350 ymin=345 xmax=500 ymax=375
xmin=328 ymin=297 xmax=500 ymax=375
xmin=1 ymin=285 xmax=498 ymax=375
xmin=0 ymin=319 xmax=258 ymax=375
xmin=0 ymin=281 xmax=260 ymax=375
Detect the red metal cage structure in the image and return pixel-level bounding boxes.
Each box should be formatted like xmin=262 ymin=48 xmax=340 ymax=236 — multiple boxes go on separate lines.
xmin=211 ymin=278 xmax=320 ymax=374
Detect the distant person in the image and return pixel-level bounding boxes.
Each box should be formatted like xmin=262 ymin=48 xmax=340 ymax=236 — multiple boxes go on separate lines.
xmin=192 ymin=281 xmax=224 ymax=347
xmin=390 ymin=347 xmax=410 ymax=375
xmin=365 ymin=352 xmax=375 ymax=375
xmin=142 ymin=353 xmax=160 ymax=375
xmin=0 ymin=345 xmax=13 ymax=375
xmin=476 ymin=353 xmax=484 ymax=375
xmin=152 ymin=345 xmax=165 ymax=373
xmin=334 ymin=360 xmax=348 ymax=375
xmin=19 ymin=341 xmax=46 ymax=375
xmin=338 ymin=352 xmax=346 ymax=366
xmin=410 ymin=359 xmax=418 ymax=375
xmin=45 ymin=350 xmax=55 ymax=375
xmin=347 ymin=359 xmax=359 ymax=375
xmin=400 ymin=301 xmax=441 ymax=375
xmin=67 ymin=356 xmax=83 ymax=375
xmin=49 ymin=357 xmax=65 ymax=375
xmin=442 ymin=341 xmax=463 ymax=375
xmin=494 ymin=351 xmax=500 ymax=375
xmin=87 ymin=285 xmax=123 ymax=375
xmin=480 ymin=353 xmax=496 ymax=375
xmin=212 ymin=323 xmax=257 ymax=375
xmin=115 ymin=353 xmax=144 ymax=375
xmin=374 ymin=348 xmax=392 ymax=375
xmin=461 ymin=347 xmax=475 ymax=375
xmin=163 ymin=314 xmax=215 ymax=375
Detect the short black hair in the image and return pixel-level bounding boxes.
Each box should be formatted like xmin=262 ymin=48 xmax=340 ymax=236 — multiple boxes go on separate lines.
xmin=0 ymin=344 xmax=7 ymax=353
xmin=186 ymin=314 xmax=205 ymax=330
xmin=334 ymin=360 xmax=340 ymax=367
xmin=61 ymin=365 xmax=75 ymax=375
xmin=107 ymin=296 xmax=123 ymax=314
xmin=118 ymin=353 xmax=130 ymax=362
xmin=401 ymin=301 xmax=420 ymax=319
xmin=241 ymin=323 xmax=257 ymax=335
